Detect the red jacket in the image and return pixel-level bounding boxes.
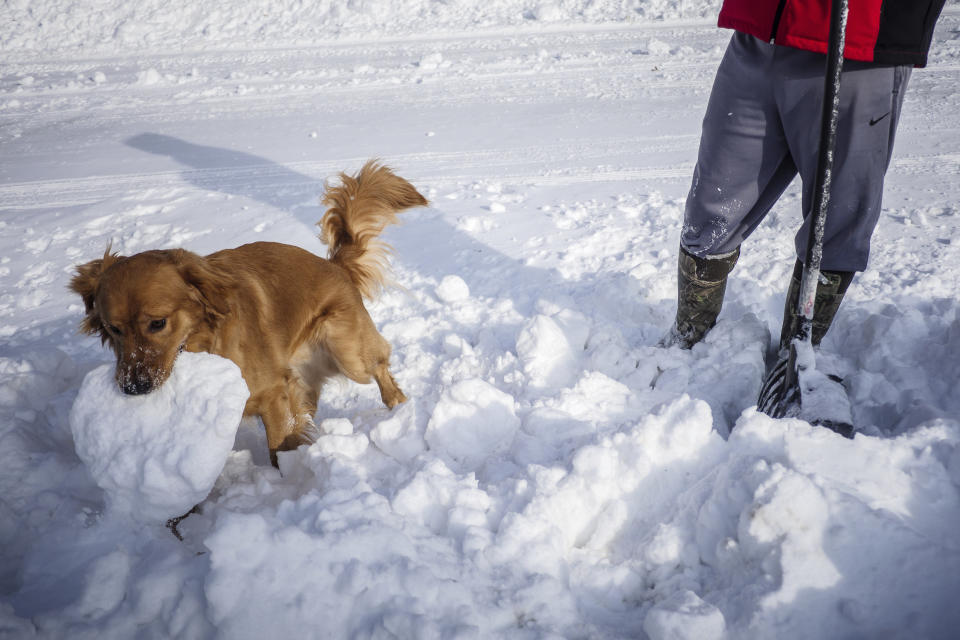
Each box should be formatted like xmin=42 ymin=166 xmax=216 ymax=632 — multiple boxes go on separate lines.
xmin=718 ymin=0 xmax=946 ymax=67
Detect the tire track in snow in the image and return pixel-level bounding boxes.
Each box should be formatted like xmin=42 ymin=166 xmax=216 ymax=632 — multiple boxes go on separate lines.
xmin=1 ymin=24 xmax=726 ymax=123
xmin=0 ymin=139 xmax=698 ymax=209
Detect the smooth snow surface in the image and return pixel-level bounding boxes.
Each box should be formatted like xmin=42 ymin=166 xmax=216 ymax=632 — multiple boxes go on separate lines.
xmin=2 ymin=1 xmax=960 ymax=639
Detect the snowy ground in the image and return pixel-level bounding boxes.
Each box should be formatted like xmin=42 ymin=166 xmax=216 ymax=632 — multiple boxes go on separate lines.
xmin=2 ymin=1 xmax=960 ymax=638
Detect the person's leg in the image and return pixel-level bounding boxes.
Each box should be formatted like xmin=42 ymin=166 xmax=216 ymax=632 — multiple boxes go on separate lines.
xmin=769 ymin=50 xmax=912 ymax=350
xmin=774 ymin=50 xmax=912 ymax=272
xmin=680 ymin=33 xmax=799 ymax=259
xmin=669 ymin=32 xmax=797 ymax=347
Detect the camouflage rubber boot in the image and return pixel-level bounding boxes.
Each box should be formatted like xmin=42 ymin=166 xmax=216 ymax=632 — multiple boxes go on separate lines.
xmin=778 ymin=259 xmax=855 ymax=353
xmin=666 ymin=245 xmax=740 ymax=349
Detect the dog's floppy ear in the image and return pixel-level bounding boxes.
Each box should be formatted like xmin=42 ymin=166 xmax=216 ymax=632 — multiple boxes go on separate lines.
xmin=173 ymin=249 xmax=232 ymax=325
xmin=69 ymin=247 xmax=123 ymax=341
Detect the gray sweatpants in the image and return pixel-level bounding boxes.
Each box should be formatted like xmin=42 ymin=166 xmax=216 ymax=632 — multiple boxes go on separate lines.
xmin=681 ymin=31 xmax=912 ymax=272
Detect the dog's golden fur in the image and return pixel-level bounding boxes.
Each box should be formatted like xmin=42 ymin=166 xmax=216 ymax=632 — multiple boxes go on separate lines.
xmin=70 ymin=160 xmax=427 ymax=466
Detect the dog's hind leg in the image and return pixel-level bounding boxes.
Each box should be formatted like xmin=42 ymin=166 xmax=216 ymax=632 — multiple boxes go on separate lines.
xmin=333 ymin=342 xmax=407 ymax=409
xmin=319 ymin=312 xmax=407 ymax=409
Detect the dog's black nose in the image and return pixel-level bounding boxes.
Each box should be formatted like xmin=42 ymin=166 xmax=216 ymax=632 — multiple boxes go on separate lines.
xmin=121 ymin=378 xmax=153 ymax=395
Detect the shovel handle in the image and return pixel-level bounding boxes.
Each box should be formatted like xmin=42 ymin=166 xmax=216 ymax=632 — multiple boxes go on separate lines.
xmin=795 ymin=0 xmax=849 ymax=341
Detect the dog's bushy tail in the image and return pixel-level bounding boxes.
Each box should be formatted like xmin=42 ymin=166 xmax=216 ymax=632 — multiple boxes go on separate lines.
xmin=319 ymin=160 xmax=428 ymax=299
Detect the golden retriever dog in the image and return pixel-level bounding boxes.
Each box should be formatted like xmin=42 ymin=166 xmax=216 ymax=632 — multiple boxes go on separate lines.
xmin=70 ymin=160 xmax=427 ymax=466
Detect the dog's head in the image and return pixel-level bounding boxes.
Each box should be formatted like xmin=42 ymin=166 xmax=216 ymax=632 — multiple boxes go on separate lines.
xmin=70 ymin=248 xmax=230 ymax=395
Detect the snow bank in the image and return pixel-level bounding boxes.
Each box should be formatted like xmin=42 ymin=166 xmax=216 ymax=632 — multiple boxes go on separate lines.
xmin=700 ymin=412 xmax=960 ymax=639
xmin=5 ymin=330 xmax=960 ymax=637
xmin=187 ymin=397 xmax=960 ymax=638
xmin=69 ymin=352 xmax=249 ymax=523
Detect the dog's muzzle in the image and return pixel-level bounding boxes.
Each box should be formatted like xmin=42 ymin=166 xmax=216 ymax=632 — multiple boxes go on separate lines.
xmin=121 ymin=377 xmax=154 ymax=395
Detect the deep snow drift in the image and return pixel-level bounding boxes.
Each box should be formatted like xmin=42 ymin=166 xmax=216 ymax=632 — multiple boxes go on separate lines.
xmin=1 ymin=1 xmax=959 ymax=639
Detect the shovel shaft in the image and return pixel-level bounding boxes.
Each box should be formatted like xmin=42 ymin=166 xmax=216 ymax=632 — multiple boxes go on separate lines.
xmin=795 ymin=0 xmax=848 ymax=341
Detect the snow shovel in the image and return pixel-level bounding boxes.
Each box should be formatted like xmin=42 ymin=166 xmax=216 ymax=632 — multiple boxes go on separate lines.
xmin=757 ymin=0 xmax=855 ymax=437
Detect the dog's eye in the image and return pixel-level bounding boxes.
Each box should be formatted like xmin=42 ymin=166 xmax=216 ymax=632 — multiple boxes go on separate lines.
xmin=107 ymin=324 xmax=122 ymax=336
xmin=148 ymin=318 xmax=167 ymax=333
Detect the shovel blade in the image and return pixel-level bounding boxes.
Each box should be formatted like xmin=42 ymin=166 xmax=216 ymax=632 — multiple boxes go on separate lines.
xmin=757 ymin=352 xmax=800 ymax=419
xmin=757 ymin=339 xmax=855 ymax=438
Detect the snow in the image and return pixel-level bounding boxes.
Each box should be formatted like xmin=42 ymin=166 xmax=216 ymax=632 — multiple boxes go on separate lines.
xmin=2 ymin=1 xmax=960 ymax=639
xmin=643 ymin=590 xmax=725 ymax=640
xmin=69 ymin=351 xmax=249 ymax=523
xmin=426 ymin=379 xmax=521 ymax=474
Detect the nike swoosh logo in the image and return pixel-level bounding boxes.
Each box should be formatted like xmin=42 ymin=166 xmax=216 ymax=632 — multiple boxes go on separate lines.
xmin=869 ymin=112 xmax=890 ymax=126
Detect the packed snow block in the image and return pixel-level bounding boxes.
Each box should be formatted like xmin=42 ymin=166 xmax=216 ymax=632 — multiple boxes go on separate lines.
xmin=516 ymin=311 xmax=589 ymax=390
xmin=643 ymin=590 xmax=726 ymax=640
xmin=425 ymin=378 xmax=520 ymax=473
xmin=69 ymin=351 xmax=249 ymax=523
xmin=435 ymin=274 xmax=470 ymax=302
